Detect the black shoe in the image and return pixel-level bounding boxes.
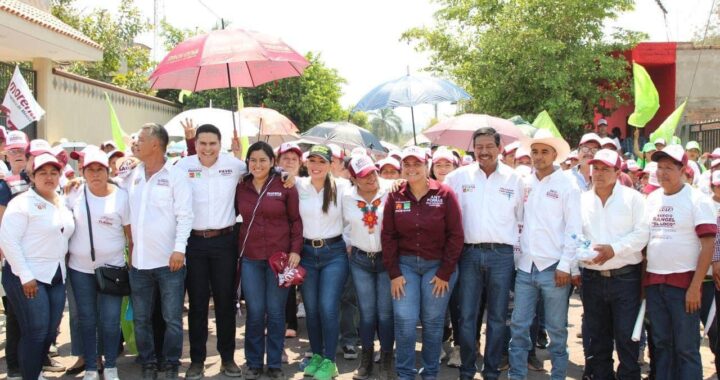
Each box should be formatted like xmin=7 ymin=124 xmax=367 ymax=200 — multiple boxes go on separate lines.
xmin=527 ymin=355 xmax=546 ymax=372
xmin=343 ymin=345 xmax=359 ymax=359
xmin=7 ymin=367 xmax=21 ymax=380
xmin=267 ymin=367 xmax=286 ymax=380
xmin=499 ymin=354 xmax=509 ymax=371
xmin=353 ymin=348 xmax=374 ymax=379
xmin=185 ymin=362 xmax=204 ymax=380
xmin=221 ymin=360 xmax=242 ymax=377
xmin=458 ymin=376 xmax=473 ymax=380
xmin=244 ymin=367 xmax=263 ymax=380
xmin=378 ymin=351 xmax=395 ymax=380
xmin=536 ymin=330 xmax=549 ymax=349
xmin=142 ymin=364 xmax=158 ymax=380
xmin=164 ymin=365 xmax=179 ymax=379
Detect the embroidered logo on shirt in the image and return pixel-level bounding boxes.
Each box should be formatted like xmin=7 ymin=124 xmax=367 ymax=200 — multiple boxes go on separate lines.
xmin=425 ymin=195 xmax=444 ymax=208
xmin=267 ymin=192 xmax=282 ymax=197
xmin=546 ymin=189 xmax=559 ymax=199
xmin=462 ymin=184 xmax=475 ymax=193
xmin=218 ymin=169 xmax=233 ymax=176
xmin=35 ymin=202 xmax=46 ymax=210
xmin=499 ymin=187 xmax=514 ymax=199
xmin=395 ymin=201 xmax=411 ymax=213
xmin=157 ymin=178 xmax=170 ymax=187
xmin=188 ymin=169 xmax=202 ymax=179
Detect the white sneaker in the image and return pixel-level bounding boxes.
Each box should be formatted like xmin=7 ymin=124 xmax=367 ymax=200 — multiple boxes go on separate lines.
xmin=83 ymin=370 xmax=100 ymax=380
xmin=297 ymin=302 xmax=306 ymax=318
xmin=104 ymin=367 xmax=120 ymax=380
xmin=447 ymin=346 xmax=462 ymax=367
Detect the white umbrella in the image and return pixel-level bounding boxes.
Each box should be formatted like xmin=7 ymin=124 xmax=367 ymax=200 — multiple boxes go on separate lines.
xmin=164 ymin=108 xmax=259 ymax=150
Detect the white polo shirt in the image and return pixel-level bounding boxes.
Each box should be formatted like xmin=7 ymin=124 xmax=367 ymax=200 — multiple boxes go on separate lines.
xmin=341 ymin=180 xmax=391 ymax=253
xmin=0 ymin=189 xmax=75 ymax=284
xmin=121 ymin=160 xmax=194 ymax=270
xmin=646 ymin=184 xmax=716 ymax=274
xmin=444 ymin=162 xmax=524 ymax=245
xmin=297 ymin=176 xmax=350 ymax=240
xmin=580 ymin=182 xmax=648 ymax=271
xmin=519 ymin=167 xmax=582 ymax=274
xmin=174 ymin=153 xmax=247 ymax=230
xmin=67 ymin=186 xmax=131 ymax=274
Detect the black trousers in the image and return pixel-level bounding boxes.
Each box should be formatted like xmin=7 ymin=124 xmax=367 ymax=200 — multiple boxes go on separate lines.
xmin=2 ymin=295 xmax=19 ymax=370
xmin=185 ymin=233 xmax=238 ymax=363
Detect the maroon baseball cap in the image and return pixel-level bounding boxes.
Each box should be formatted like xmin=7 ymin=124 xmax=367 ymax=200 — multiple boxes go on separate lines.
xmin=588 ymin=149 xmax=621 ymax=169
xmin=651 ymin=145 xmax=688 ymax=166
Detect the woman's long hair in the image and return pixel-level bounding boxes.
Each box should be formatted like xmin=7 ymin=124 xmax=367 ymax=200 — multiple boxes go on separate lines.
xmin=321 ymin=172 xmax=337 ymax=214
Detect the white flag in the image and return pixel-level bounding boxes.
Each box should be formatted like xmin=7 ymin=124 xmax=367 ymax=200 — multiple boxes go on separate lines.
xmin=1 ymin=66 xmax=44 ymax=130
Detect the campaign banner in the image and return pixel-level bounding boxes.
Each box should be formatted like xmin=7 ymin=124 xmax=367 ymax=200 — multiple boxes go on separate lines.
xmin=1 ymin=65 xmax=45 ymax=130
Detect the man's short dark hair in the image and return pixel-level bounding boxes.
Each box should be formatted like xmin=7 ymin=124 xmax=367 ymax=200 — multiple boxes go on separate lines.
xmin=141 ymin=123 xmax=169 ymax=151
xmin=196 ymin=124 xmax=222 ymax=141
xmin=471 ymin=127 xmax=501 ymax=147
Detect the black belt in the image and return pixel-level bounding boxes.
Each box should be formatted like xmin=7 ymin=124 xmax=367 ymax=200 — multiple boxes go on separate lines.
xmin=304 ymin=235 xmax=343 ymax=248
xmin=191 ymin=226 xmax=234 ymax=238
xmin=354 ymin=247 xmax=381 ymax=259
xmin=584 ymin=264 xmax=640 ymax=278
xmin=464 ymin=243 xmax=513 ymax=250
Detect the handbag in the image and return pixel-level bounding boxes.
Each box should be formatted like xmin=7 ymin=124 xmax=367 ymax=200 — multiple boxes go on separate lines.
xmin=84 ymin=185 xmax=131 ymax=296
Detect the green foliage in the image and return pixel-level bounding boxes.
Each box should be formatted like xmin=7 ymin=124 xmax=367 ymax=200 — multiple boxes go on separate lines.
xmin=346 ymin=109 xmax=370 ymax=129
xmin=369 ymin=108 xmax=403 ymax=142
xmin=51 ymin=0 xmax=153 ymax=93
xmin=402 ymin=0 xmax=644 ymax=139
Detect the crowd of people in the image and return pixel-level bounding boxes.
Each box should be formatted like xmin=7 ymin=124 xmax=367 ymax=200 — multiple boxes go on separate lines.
xmin=0 ymin=116 xmax=719 ymax=380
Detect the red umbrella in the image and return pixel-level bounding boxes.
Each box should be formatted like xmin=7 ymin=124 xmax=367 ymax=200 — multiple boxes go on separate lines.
xmin=149 ymin=28 xmax=309 ymax=137
xmin=423 ymin=114 xmax=523 ymax=151
xmin=149 ymin=28 xmax=309 ymax=91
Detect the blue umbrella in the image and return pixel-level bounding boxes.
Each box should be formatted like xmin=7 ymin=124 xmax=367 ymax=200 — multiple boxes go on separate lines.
xmin=353 ymin=74 xmax=471 ymax=145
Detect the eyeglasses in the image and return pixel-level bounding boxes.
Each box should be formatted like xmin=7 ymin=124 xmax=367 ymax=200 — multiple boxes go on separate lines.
xmin=579 ymin=146 xmax=599 ymax=154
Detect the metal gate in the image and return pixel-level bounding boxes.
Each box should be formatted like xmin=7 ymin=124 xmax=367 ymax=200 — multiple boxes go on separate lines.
xmin=685 ymin=120 xmax=720 ymax=153
xmin=0 ymin=62 xmax=38 ymax=139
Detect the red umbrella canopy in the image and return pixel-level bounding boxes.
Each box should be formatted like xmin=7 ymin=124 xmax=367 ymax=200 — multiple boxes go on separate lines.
xmin=149 ymin=28 xmax=310 ymax=91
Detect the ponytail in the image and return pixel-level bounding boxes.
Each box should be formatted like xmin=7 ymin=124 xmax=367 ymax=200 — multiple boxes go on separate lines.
xmin=322 ymin=173 xmax=337 ymax=213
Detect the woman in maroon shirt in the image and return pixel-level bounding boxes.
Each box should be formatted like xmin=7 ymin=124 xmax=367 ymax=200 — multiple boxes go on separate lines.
xmin=236 ymin=142 xmax=303 ymax=380
xmin=381 ymin=146 xmax=464 ymax=380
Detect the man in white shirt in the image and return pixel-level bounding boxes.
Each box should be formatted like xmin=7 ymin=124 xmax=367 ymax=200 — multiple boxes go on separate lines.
xmin=579 ymin=149 xmax=648 ymax=380
xmin=444 ymin=127 xmax=524 ymax=380
xmin=124 ymin=123 xmax=193 ymax=380
xmin=644 ymin=145 xmax=716 ymax=380
xmin=508 ymin=129 xmax=581 ymax=380
xmin=173 ymin=124 xmax=245 ymax=379
xmin=569 ymin=133 xmax=601 ymax=191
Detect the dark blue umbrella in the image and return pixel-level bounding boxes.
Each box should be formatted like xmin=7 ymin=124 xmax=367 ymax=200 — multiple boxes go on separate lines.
xmin=353 ymin=74 xmax=471 ymax=144
xmin=299 ymin=121 xmax=385 ymax=154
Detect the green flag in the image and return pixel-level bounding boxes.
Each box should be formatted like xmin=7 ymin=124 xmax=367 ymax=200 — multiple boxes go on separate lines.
xmin=178 ymin=90 xmax=192 ymax=103
xmin=236 ymin=88 xmax=249 ymax=158
xmin=532 ymin=110 xmax=562 ymax=138
xmin=650 ymin=101 xmax=687 ymax=144
xmin=104 ymin=92 xmax=127 ymax=152
xmin=628 ymin=63 xmax=660 ymax=128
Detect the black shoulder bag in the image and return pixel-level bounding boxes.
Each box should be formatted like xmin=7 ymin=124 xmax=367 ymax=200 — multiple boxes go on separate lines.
xmin=84 ymin=185 xmax=131 ymax=296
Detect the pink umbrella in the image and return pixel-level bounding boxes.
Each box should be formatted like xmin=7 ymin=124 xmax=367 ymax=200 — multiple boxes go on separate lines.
xmin=239 ymin=107 xmax=299 ymax=136
xmin=423 ymin=114 xmax=523 ymax=151
xmin=149 ymin=29 xmax=309 ymax=91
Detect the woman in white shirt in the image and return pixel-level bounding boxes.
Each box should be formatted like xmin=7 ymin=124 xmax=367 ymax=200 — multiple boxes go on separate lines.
xmin=0 ymin=153 xmax=75 ymax=380
xmin=296 ymin=144 xmax=350 ymax=380
xmin=342 ymin=155 xmax=394 ymax=380
xmin=66 ymin=150 xmax=131 ymax=380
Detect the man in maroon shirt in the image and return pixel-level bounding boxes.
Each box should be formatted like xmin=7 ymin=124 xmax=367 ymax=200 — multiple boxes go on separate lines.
xmin=381 ymin=145 xmax=464 ymax=380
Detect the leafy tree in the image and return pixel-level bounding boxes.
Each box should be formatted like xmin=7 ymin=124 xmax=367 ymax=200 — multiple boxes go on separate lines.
xmin=346 ymin=108 xmax=370 ymax=129
xmin=695 ymin=2 xmax=720 ymax=45
xmin=402 ymin=0 xmax=645 ymax=140
xmin=369 ymin=108 xmax=403 ymax=142
xmin=51 ymin=0 xmax=153 ymax=93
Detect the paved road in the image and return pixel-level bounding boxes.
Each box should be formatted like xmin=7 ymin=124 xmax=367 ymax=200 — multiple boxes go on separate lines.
xmin=1 ymin=294 xmax=717 ymax=379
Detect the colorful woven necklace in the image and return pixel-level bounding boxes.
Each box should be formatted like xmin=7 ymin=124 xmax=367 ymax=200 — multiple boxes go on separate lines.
xmin=356 ymin=198 xmax=382 ymax=233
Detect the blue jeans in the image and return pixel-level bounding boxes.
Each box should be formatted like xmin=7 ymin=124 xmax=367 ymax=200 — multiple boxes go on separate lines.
xmin=349 ymin=248 xmax=394 ymax=352
xmin=2 ymin=264 xmax=65 ymax=380
xmin=241 ymin=258 xmax=290 ymax=369
xmin=339 ymin=276 xmax=360 ymax=347
xmin=509 ymin=263 xmax=570 ymax=380
xmin=394 ymin=255 xmax=457 ymax=380
xmin=581 ymin=267 xmax=642 ymax=380
xmin=300 ymin=240 xmax=349 ymax=361
xmin=68 ymin=269 xmax=123 ymax=370
xmin=457 ymin=244 xmax=514 ymax=379
xmin=130 ymin=266 xmax=186 ymax=367
xmin=646 ymin=284 xmax=702 ymax=380
xmin=65 ymin=274 xmax=84 ymax=356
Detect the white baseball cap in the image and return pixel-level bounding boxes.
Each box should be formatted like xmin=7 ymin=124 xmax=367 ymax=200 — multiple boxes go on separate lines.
xmin=600 ymin=137 xmax=620 ymax=150
xmin=401 ymin=146 xmax=427 ymax=163
xmin=625 ymin=159 xmax=641 ymax=172
xmin=5 ymin=130 xmax=28 ymax=150
xmin=33 ymin=153 xmax=63 ymax=171
xmin=277 ymin=142 xmax=302 ymax=158
xmin=651 ymin=144 xmax=687 ymax=166
xmin=82 ymin=149 xmax=109 ymax=169
xmin=27 ymin=139 xmax=52 ymax=156
xmin=376 ymin=157 xmax=400 ymax=171
xmin=712 ymin=171 xmax=720 ymax=186
xmin=579 ymin=133 xmax=602 ymax=146
xmin=432 ymin=148 xmax=457 ymax=165
xmin=349 ymin=154 xmax=377 ymax=178
xmin=327 ymin=143 xmax=344 ymax=160
xmin=588 ymin=149 xmax=621 ymax=169
xmin=654 ymin=138 xmax=667 ymax=146
xmin=70 ymin=145 xmax=101 ymax=160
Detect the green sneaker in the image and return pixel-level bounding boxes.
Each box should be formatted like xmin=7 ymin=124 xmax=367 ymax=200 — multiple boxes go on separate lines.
xmin=304 ymin=354 xmax=324 ymax=377
xmin=313 ymin=359 xmax=339 ymax=380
